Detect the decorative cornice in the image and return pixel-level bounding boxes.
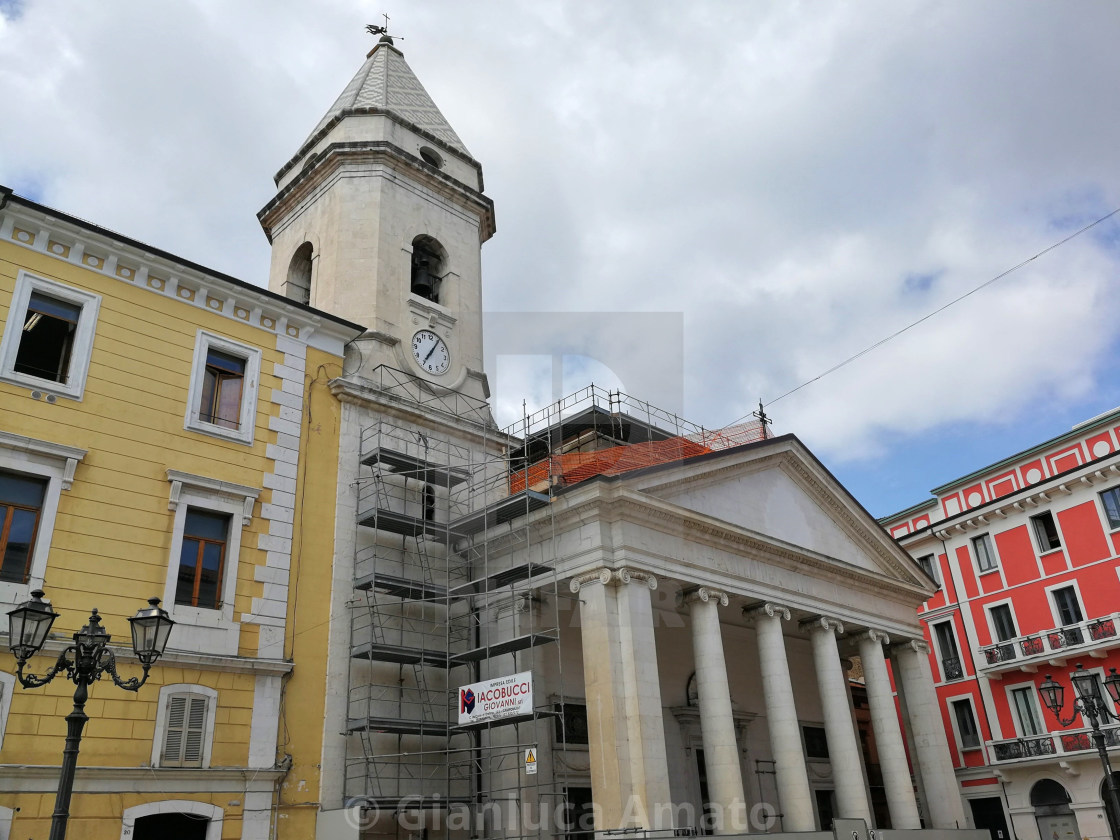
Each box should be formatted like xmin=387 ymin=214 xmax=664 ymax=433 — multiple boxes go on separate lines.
xmin=852 ymin=628 xmax=891 ymax=646
xmin=0 ymin=430 xmax=86 ymax=490
xmin=744 ymin=602 xmax=791 ymax=621
xmin=683 ymin=586 xmax=730 ymax=607
xmin=167 ymin=469 xmax=261 ymax=525
xmin=800 ymin=615 xmax=844 ymax=635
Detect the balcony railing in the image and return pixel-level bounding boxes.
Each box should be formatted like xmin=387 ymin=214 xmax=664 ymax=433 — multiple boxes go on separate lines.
xmin=989 ymin=724 xmax=1120 ymax=764
xmin=977 ymin=613 xmax=1120 ymax=673
xmin=941 ymin=657 xmax=964 ymax=680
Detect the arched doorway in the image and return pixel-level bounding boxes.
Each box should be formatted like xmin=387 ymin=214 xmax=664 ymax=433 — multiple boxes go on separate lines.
xmin=1031 ymin=779 xmax=1078 ymax=840
xmin=133 ymin=812 xmax=209 ymax=839
xmin=1099 ymin=772 xmax=1120 ymax=840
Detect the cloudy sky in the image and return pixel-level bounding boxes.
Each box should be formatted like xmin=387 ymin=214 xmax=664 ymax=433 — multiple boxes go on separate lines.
xmin=2 ymin=1 xmax=1119 ymax=517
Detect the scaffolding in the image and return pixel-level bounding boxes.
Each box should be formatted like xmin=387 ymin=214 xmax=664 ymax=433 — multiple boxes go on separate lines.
xmin=346 ymin=373 xmax=771 ymax=838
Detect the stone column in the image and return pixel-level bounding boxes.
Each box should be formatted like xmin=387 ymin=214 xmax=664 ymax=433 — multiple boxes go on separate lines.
xmin=802 ymin=617 xmax=872 ymax=824
xmin=572 ymin=567 xmax=673 ymax=833
xmin=686 ymin=586 xmax=748 ymax=835
xmin=855 ymin=630 xmax=921 ymax=829
xmin=747 ymin=603 xmax=815 ymax=832
xmin=894 ymin=639 xmax=967 ymax=829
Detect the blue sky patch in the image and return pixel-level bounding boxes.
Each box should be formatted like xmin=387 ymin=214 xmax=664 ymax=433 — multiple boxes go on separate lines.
xmin=0 ymin=0 xmax=25 ymax=22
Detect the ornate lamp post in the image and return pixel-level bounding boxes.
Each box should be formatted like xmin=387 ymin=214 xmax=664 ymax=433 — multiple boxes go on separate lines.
xmin=7 ymin=590 xmax=173 ymax=840
xmin=1038 ymin=663 xmax=1120 ymax=840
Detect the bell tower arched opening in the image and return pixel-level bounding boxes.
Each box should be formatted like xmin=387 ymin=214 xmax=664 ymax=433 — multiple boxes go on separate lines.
xmin=410 ymin=235 xmax=446 ymax=304
xmin=286 ymin=242 xmax=313 ymax=305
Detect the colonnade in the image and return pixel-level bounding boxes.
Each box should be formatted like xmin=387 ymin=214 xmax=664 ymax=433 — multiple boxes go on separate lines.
xmin=571 ymin=568 xmax=966 ymax=836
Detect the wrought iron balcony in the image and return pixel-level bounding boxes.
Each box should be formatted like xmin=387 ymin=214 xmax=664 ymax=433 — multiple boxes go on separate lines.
xmin=989 ymin=724 xmax=1120 ymax=764
xmin=976 ymin=613 xmax=1120 ymax=675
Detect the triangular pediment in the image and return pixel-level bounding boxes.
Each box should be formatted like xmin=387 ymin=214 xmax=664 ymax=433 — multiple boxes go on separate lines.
xmin=618 ymin=436 xmax=929 ymax=589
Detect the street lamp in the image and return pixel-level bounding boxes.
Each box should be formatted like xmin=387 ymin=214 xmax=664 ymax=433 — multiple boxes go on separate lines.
xmin=6 ymin=590 xmax=173 ymax=840
xmin=1038 ymin=663 xmax=1120 ymax=840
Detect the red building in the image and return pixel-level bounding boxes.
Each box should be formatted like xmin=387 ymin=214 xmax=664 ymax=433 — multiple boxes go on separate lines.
xmin=882 ymin=408 xmax=1120 ymax=840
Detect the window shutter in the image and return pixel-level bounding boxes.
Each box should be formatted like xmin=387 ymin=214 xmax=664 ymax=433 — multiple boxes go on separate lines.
xmin=162 ymin=695 xmax=187 ymax=765
xmin=161 ymin=693 xmax=208 ymax=768
xmin=183 ymin=695 xmax=208 ymax=766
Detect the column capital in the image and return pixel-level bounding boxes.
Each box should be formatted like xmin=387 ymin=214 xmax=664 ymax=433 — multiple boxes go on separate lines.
xmin=798 ymin=615 xmax=844 ymax=635
xmin=616 ymin=566 xmax=658 ymax=590
xmin=683 ymin=586 xmax=729 ymax=607
xmin=570 ymin=566 xmax=660 ymax=592
xmin=852 ymin=628 xmax=891 ymax=646
xmin=892 ymin=638 xmax=931 ymax=655
xmin=743 ymin=602 xmax=791 ymax=622
xmin=570 ymin=567 xmax=614 ymax=592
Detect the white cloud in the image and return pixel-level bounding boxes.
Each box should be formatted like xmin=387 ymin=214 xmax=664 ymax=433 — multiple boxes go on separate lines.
xmin=2 ymin=0 xmax=1118 ymax=480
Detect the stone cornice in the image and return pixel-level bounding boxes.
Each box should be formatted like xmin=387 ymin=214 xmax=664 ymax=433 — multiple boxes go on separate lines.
xmin=329 ymin=376 xmax=513 ymax=450
xmin=0 ymin=764 xmax=285 ymax=794
xmin=12 ymin=635 xmax=295 ymax=676
xmin=0 ymin=430 xmax=86 ymax=489
xmin=0 ymin=199 xmax=363 ymax=351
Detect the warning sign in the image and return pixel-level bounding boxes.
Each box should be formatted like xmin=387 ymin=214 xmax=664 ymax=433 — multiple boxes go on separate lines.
xmin=525 ymin=748 xmax=537 ymax=775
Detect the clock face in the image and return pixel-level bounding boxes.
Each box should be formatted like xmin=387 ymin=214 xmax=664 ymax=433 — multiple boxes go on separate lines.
xmin=411 ymin=329 xmax=451 ymax=375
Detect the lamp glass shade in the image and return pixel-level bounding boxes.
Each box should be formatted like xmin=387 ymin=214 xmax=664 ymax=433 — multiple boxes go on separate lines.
xmin=7 ymin=590 xmax=58 ymax=660
xmin=1039 ymin=674 xmax=1065 ymax=715
xmin=1070 ymin=665 xmax=1100 ymax=704
xmin=129 ymin=598 xmax=173 ymax=664
xmin=1105 ymin=669 xmax=1120 ymax=706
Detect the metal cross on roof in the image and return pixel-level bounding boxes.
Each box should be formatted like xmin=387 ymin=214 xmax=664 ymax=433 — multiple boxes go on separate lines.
xmin=365 ymin=13 xmax=402 ymax=44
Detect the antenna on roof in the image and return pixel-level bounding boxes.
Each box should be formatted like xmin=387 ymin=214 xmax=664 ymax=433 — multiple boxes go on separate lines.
xmin=753 ymin=401 xmax=772 ymax=439
xmin=366 ymin=13 xmax=402 ymax=45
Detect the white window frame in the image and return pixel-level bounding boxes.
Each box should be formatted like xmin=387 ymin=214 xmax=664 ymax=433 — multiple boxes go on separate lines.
xmin=932 ymin=619 xmax=964 ymax=682
xmin=151 ymin=683 xmax=217 ymax=769
xmin=1044 ymin=580 xmax=1087 ymax=630
xmin=1005 ymin=682 xmax=1045 ymax=737
xmin=915 ymin=552 xmax=940 ymax=587
xmin=0 ymin=270 xmax=101 ymax=400
xmin=986 ymin=598 xmax=1021 ymax=643
xmin=0 ymin=431 xmax=86 ymax=608
xmin=1098 ymin=486 xmax=1120 ymax=532
xmin=0 ymin=671 xmax=14 ymax=751
xmin=1030 ymin=510 xmax=1064 ymax=554
xmin=183 ymin=330 xmax=262 ymax=445
xmin=947 ymin=693 xmax=982 ymax=753
xmin=162 ymin=470 xmax=259 ymax=656
xmin=971 ymin=533 xmax=999 ymax=574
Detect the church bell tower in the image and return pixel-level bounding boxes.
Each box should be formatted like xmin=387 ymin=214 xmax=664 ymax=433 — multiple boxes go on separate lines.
xmin=258 ymin=30 xmax=495 ymax=401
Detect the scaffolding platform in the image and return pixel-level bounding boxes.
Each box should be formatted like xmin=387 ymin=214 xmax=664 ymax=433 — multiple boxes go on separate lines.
xmin=351 ymin=641 xmax=452 ymax=668
xmin=449 ymin=562 xmax=553 ymax=596
xmin=353 ymin=796 xmax=474 ymax=810
xmin=347 ymin=716 xmax=451 ymax=737
xmin=354 ymin=570 xmax=448 ymax=600
xmin=445 ymin=490 xmax=550 ymax=536
xmin=449 ymin=630 xmax=559 ymax=664
xmin=361 ymin=445 xmax=472 ymax=488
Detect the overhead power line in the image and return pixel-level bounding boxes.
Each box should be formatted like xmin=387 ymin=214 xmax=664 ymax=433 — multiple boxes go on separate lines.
xmin=733 ymin=204 xmax=1120 ymax=424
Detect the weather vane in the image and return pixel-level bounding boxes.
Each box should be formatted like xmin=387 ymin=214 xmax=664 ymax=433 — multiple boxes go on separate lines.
xmin=366 ymin=13 xmax=402 ymax=45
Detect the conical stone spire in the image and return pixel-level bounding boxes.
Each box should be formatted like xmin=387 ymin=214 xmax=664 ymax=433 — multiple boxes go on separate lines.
xmin=302 ymin=41 xmax=469 ymax=157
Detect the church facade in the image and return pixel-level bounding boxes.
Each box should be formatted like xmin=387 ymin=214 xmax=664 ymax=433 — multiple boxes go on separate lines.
xmin=258 ymin=35 xmax=981 ymax=840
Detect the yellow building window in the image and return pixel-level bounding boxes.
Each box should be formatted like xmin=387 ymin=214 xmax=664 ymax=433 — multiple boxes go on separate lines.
xmin=0 ymin=471 xmax=47 ymax=584
xmin=175 ymin=509 xmax=230 ymax=609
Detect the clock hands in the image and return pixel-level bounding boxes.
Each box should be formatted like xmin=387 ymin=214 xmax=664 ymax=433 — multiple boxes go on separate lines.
xmin=423 ymin=342 xmax=438 ymax=364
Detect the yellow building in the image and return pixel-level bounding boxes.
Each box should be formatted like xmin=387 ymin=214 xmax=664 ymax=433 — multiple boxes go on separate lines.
xmin=0 ymin=186 xmax=363 ymax=839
